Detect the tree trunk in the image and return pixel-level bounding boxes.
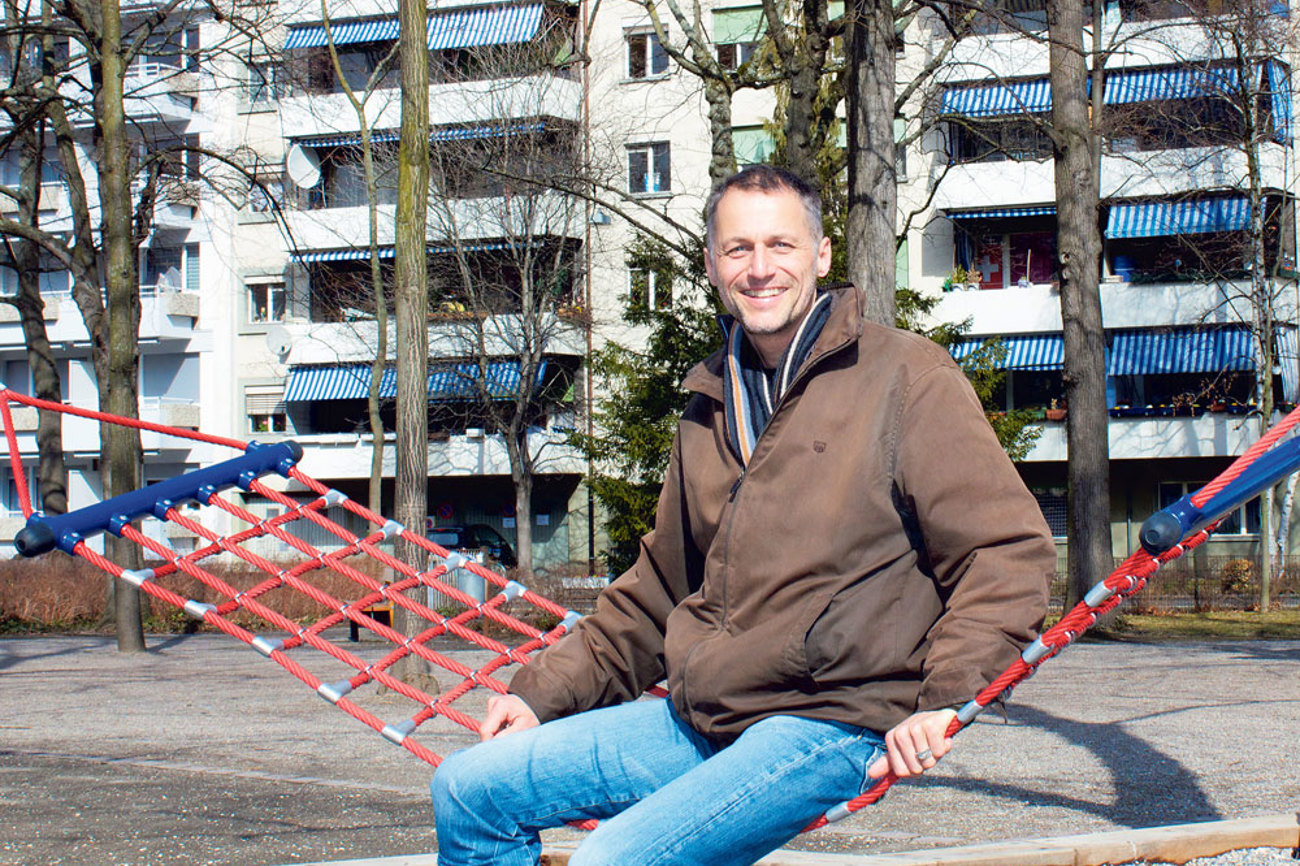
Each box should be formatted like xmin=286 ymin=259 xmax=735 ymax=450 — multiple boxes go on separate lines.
xmin=393 ymin=0 xmax=431 ymax=685
xmin=781 ymin=0 xmax=833 ymax=185
xmin=13 ymin=108 xmax=67 ymax=515
xmin=844 ymin=0 xmax=896 ymax=326
xmin=98 ymin=0 xmax=145 ymax=652
xmin=1048 ymin=0 xmax=1110 ymax=608
xmin=704 ymin=78 xmax=735 ymax=186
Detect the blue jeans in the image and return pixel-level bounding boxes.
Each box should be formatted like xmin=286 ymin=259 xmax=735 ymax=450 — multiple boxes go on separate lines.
xmin=430 ymin=698 xmax=887 ymax=866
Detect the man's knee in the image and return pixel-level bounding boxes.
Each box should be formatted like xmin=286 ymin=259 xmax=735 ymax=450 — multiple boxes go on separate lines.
xmin=431 ymin=746 xmax=493 ymax=818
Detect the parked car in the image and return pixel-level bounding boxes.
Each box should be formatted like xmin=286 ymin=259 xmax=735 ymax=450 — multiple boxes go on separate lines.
xmin=426 ymin=523 xmax=518 ymax=569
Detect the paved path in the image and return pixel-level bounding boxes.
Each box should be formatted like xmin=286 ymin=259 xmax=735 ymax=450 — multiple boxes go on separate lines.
xmin=1 ymin=633 xmax=1297 ymax=865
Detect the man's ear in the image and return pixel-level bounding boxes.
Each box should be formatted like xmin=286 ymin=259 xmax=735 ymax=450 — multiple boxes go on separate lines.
xmin=816 ymin=236 xmax=832 ymax=278
xmin=703 ymin=247 xmax=717 ymax=286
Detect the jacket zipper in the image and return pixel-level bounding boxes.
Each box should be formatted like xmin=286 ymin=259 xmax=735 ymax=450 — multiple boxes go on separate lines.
xmin=715 ymin=331 xmax=855 ymax=621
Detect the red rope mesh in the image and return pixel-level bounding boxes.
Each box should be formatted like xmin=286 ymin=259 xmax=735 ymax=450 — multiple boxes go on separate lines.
xmin=5 ymin=388 xmax=1296 ymax=834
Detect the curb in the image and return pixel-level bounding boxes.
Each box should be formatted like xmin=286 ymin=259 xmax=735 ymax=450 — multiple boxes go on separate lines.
xmin=292 ymin=813 xmax=1300 ymax=866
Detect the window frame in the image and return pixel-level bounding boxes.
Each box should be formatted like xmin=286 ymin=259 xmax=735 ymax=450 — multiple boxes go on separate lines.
xmin=247 ymin=279 xmax=287 ymax=324
xmin=627 ymin=141 xmax=671 ymax=195
xmin=625 ymin=28 xmax=669 ymax=80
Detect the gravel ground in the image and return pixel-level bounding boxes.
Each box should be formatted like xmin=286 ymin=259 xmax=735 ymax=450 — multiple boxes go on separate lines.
xmin=1 ymin=633 xmax=1297 ymax=866
xmin=1144 ymin=849 xmax=1298 ymax=865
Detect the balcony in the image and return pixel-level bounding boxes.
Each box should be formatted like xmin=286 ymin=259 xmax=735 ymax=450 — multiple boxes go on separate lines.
xmin=278 ymin=74 xmax=582 ymax=141
xmin=288 ymin=428 xmax=586 ymax=482
xmin=1024 ymin=411 xmax=1258 ymax=462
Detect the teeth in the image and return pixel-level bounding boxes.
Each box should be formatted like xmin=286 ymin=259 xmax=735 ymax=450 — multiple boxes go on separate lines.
xmin=744 ymin=288 xmax=784 ymax=298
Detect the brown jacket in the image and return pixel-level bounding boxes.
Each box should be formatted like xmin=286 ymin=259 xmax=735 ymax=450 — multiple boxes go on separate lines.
xmin=511 ymin=286 xmax=1055 ymax=737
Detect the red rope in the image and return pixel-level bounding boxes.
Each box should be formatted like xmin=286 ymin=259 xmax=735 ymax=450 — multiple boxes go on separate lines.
xmin=4 ymin=389 xmax=1294 ymax=835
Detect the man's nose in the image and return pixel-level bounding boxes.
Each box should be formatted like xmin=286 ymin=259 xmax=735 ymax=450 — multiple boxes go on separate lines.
xmin=748 ymin=245 xmax=776 ymax=278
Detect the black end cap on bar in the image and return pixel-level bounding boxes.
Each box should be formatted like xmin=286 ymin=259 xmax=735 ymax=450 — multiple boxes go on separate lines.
xmin=14 ymin=520 xmax=56 ymax=558
xmin=1139 ymin=511 xmax=1183 ymax=556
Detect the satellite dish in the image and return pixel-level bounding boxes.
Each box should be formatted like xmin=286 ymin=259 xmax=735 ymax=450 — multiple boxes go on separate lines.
xmin=285 ymin=144 xmax=320 ymax=188
xmin=265 ymin=325 xmax=293 ymax=357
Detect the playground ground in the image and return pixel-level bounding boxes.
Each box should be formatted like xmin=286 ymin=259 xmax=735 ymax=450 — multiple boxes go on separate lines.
xmin=0 ymin=633 xmax=1297 ymax=866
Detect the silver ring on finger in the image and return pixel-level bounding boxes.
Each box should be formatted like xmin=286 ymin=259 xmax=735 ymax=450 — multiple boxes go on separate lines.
xmin=916 ymin=748 xmax=933 ymax=762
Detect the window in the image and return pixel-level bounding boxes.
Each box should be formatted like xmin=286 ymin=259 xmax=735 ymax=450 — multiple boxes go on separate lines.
xmin=626 ymin=30 xmax=668 ymax=79
xmin=248 ymin=176 xmax=283 ymax=214
xmin=955 ymin=223 xmax=1057 ymax=288
xmin=629 ymin=266 xmax=672 ymax=310
xmin=1031 ymin=487 xmax=1068 ymax=538
xmin=246 ymin=386 xmax=287 ymax=435
xmin=2 ymin=467 xmax=37 ymax=517
xmin=950 ymin=117 xmax=1053 ymax=164
xmin=1159 ymin=481 xmax=1260 ymax=536
xmin=713 ymin=6 xmax=762 ymax=70
xmin=717 ymin=41 xmax=756 ymax=70
xmin=247 ymin=61 xmax=280 ymax=105
xmin=248 ymin=280 xmax=287 ymax=323
xmin=628 ymin=142 xmax=670 ymax=194
xmin=732 ymin=126 xmax=775 ymax=166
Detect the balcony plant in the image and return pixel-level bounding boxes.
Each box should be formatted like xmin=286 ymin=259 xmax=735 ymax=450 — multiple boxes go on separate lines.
xmin=1045 ymin=398 xmax=1066 ymax=422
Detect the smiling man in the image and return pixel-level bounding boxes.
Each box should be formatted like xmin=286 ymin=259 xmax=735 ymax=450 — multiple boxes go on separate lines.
xmin=431 ymin=166 xmax=1056 ymax=866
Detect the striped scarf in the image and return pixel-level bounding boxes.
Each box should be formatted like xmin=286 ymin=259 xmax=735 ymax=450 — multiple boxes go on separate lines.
xmin=721 ymin=292 xmax=833 ymax=466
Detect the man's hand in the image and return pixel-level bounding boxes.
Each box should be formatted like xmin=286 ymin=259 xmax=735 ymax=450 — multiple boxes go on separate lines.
xmin=479 ymin=694 xmax=540 ymax=741
xmin=867 ymin=708 xmax=958 ymax=780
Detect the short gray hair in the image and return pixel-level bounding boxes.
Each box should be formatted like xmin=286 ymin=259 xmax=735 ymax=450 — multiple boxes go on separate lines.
xmin=704 ymin=165 xmax=823 ymax=252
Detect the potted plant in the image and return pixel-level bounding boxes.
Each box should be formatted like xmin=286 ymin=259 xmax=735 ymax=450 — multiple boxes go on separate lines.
xmin=1045 ymin=399 xmax=1066 ymax=422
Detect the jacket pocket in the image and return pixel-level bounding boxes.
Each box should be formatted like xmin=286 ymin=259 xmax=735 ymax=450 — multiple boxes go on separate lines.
xmin=803 ymin=566 xmax=937 ymax=686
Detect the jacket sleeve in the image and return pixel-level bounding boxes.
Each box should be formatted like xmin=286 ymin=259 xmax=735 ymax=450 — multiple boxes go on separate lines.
xmin=509 ymin=433 xmax=699 ymax=723
xmin=892 ymin=362 xmax=1057 ymax=713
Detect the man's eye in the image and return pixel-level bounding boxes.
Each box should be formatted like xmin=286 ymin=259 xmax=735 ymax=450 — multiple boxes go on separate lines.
xmin=726 ymin=247 xmax=748 ymax=257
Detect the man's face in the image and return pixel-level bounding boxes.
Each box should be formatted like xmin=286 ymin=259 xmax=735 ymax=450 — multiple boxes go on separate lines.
xmin=705 ymin=186 xmax=832 ymax=367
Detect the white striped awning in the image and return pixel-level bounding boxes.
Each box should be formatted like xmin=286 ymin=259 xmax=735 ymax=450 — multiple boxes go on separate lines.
xmin=293 ymin=242 xmax=511 ymax=264
xmin=1266 ymin=60 xmax=1292 ymax=143
xmin=293 ymin=122 xmax=548 ymax=151
xmin=1277 ymin=324 xmax=1299 ymax=403
xmin=1106 ymin=198 xmax=1250 ymax=239
xmin=948 ymin=205 xmax=1056 ymax=220
xmin=940 ymin=78 xmax=1051 ymax=117
xmin=950 ymin=334 xmax=1064 ymax=370
xmin=428 ymin=3 xmax=544 ymax=50
xmin=284 ymin=17 xmax=400 ymax=50
xmin=284 ymin=4 xmax=543 ymax=51
xmin=1103 ymin=65 xmax=1239 ymax=105
xmin=283 ymin=360 xmax=545 ymax=402
xmin=1107 ymin=327 xmax=1254 ymax=375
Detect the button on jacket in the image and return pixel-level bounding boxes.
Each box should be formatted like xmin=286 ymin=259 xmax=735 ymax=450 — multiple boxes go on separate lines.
xmin=511 ymin=286 xmax=1056 ymax=737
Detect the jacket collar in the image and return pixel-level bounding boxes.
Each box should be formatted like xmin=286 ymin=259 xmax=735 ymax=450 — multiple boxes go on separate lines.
xmin=683 ymin=284 xmax=865 ymax=404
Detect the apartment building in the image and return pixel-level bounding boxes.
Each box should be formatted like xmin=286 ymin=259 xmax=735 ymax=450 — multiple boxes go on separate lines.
xmin=1 ymin=0 xmax=1293 ymax=570
xmin=918 ymin=0 xmax=1298 ymax=559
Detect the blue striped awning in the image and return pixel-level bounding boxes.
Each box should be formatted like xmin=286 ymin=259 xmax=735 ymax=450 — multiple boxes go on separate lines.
xmin=1266 ymin=60 xmax=1292 ymax=142
xmin=284 ymin=17 xmax=400 ymax=50
xmin=428 ymin=4 xmax=544 ymax=50
xmin=284 ymin=360 xmax=545 ymax=402
xmin=1277 ymin=325 xmax=1299 ymax=403
xmin=284 ymin=4 xmax=543 ymax=51
xmin=1106 ymin=198 xmax=1250 ymax=239
xmin=283 ymin=364 xmax=391 ymax=401
xmin=294 ymin=242 xmax=510 ymax=264
xmin=293 ymin=122 xmax=548 ymax=151
xmin=940 ymin=78 xmax=1051 ymax=117
xmin=1107 ymin=327 xmax=1255 ymax=375
xmin=950 ymin=334 xmax=1064 ymax=371
xmin=1103 ymin=65 xmax=1239 ymax=105
xmin=948 ymin=205 xmax=1056 ymax=220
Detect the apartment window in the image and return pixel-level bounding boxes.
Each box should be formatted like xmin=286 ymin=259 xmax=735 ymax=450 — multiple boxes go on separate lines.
xmin=247 ymin=60 xmax=280 ymax=105
xmin=626 ymin=30 xmax=668 ymax=79
xmin=628 ymin=142 xmax=670 ymax=194
xmin=2 ymin=467 xmax=37 ymax=517
xmin=1159 ymin=481 xmax=1260 ymax=536
xmin=716 ymin=41 xmax=756 ymax=71
xmin=1031 ymin=487 xmax=1068 ymax=538
xmin=248 ymin=176 xmax=283 ymax=214
xmin=629 ymin=266 xmax=672 ymax=310
xmin=246 ymin=386 xmax=287 ymax=435
xmin=248 ymin=280 xmax=287 ymax=323
xmin=713 ymin=6 xmax=762 ymax=71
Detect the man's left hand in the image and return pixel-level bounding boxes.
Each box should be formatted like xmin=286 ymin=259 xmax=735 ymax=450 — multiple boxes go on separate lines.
xmin=867 ymin=708 xmax=958 ymax=780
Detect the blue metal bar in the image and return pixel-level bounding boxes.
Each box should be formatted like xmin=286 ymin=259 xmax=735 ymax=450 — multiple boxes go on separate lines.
xmin=1140 ymin=434 xmax=1300 ymax=554
xmin=14 ymin=440 xmax=303 ymax=558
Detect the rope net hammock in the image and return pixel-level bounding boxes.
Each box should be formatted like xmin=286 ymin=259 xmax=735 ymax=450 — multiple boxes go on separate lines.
xmin=5 ymin=386 xmax=1300 ymax=832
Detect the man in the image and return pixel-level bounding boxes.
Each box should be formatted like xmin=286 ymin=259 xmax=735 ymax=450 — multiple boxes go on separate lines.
xmin=432 ymin=166 xmax=1055 ymax=865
